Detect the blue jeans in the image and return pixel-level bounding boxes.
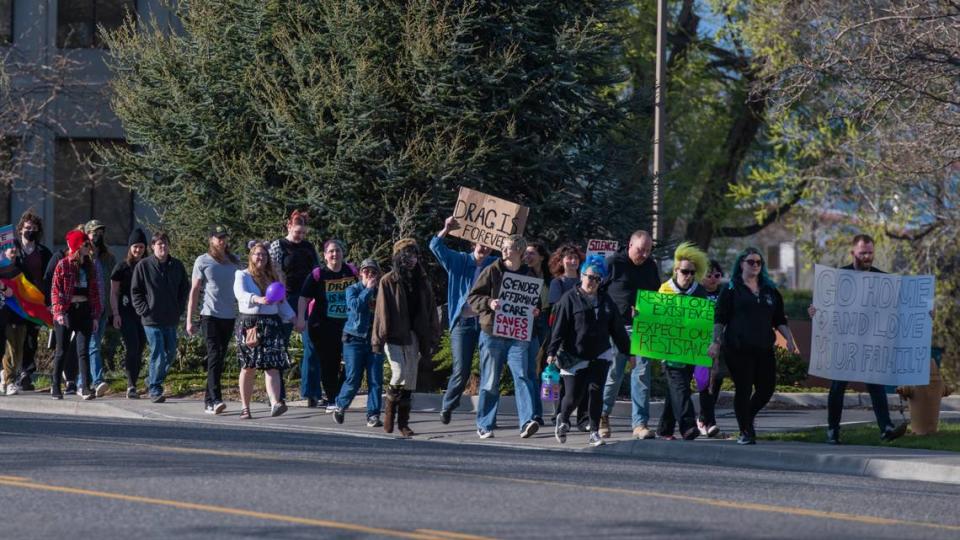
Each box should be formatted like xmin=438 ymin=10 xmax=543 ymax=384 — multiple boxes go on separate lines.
xmin=80 ymin=311 xmax=109 ymax=388
xmin=144 ymin=325 xmax=178 ymax=397
xmin=337 ymin=336 xmax=383 ymax=417
xmin=298 ymin=327 xmax=320 ymax=400
xmin=527 ymin=333 xmax=543 ymax=419
xmin=602 ymin=351 xmax=651 ymax=428
xmin=476 ymin=333 xmax=535 ymax=432
xmin=441 ymin=317 xmax=481 ymax=413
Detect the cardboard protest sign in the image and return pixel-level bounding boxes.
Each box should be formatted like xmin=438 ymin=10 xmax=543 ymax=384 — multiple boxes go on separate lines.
xmin=809 ymin=264 xmax=934 ymax=386
xmin=0 ymin=225 xmax=13 ymax=250
xmin=493 ymin=273 xmax=542 ymax=341
xmin=586 ymin=239 xmax=618 ymax=260
xmin=450 ymin=187 xmax=529 ymax=251
xmin=630 ymin=290 xmax=714 ymax=366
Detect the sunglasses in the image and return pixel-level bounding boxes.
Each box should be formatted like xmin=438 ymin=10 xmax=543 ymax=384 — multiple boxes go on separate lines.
xmin=678 ymin=269 xmax=696 ymax=276
xmin=707 ymin=272 xmax=722 ymax=278
xmin=583 ymin=274 xmax=601 ymax=283
xmin=744 ymin=259 xmax=763 ymax=267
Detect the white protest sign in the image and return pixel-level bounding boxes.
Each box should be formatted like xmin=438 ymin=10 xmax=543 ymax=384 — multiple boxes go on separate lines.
xmin=493 ymin=273 xmax=542 ymax=341
xmin=586 ymin=239 xmax=618 ymax=260
xmin=808 ymin=264 xmax=934 ymax=386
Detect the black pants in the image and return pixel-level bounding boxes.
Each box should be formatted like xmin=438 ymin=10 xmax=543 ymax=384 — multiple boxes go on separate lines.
xmin=698 ymin=371 xmax=725 ymax=426
xmin=119 ymin=311 xmax=147 ymax=388
xmin=725 ymin=346 xmax=776 ymax=436
xmin=310 ymin=324 xmax=344 ymax=402
xmin=827 ymin=380 xmax=893 ymax=432
xmin=16 ymin=324 xmax=40 ymax=386
xmin=202 ymin=316 xmax=234 ymax=406
xmin=51 ymin=304 xmax=93 ymax=395
xmin=559 ymin=360 xmax=609 ymax=432
xmin=658 ymin=364 xmax=697 ymax=437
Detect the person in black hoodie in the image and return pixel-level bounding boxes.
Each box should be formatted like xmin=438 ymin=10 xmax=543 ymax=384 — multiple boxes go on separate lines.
xmin=130 ymin=231 xmax=189 ymax=403
xmin=13 ymin=210 xmax=52 ymax=391
xmin=547 ymin=255 xmax=630 ymax=447
xmin=600 ymin=230 xmax=661 ymax=440
xmin=708 ymin=247 xmax=799 ymax=445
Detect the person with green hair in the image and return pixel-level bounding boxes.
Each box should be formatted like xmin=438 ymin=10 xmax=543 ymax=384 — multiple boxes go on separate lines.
xmin=708 ymin=247 xmax=799 ymax=445
xmin=655 ymin=242 xmax=709 ymax=440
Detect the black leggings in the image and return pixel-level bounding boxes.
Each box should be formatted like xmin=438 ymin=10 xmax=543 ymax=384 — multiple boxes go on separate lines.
xmin=559 ymin=360 xmax=609 ymax=432
xmin=52 ymin=303 xmax=93 ymax=394
xmin=658 ymin=364 xmax=697 ymax=437
xmin=725 ymin=347 xmax=776 ymax=436
xmin=310 ymin=324 xmax=345 ymax=402
xmin=119 ymin=312 xmax=146 ymax=388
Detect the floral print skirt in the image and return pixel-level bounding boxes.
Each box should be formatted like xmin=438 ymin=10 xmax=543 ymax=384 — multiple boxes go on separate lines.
xmin=235 ymin=314 xmax=290 ymax=370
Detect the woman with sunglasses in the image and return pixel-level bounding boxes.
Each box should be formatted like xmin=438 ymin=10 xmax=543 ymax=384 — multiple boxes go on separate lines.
xmin=656 ymin=242 xmax=709 ymax=440
xmin=697 ymin=259 xmax=727 ymax=437
xmin=708 ymin=247 xmax=799 ymax=445
xmin=546 ymin=255 xmax=630 ymax=447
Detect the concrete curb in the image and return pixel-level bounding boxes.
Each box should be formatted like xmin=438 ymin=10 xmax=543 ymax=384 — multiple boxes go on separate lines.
xmin=0 ymin=395 xmax=146 ymax=420
xmin=591 ymin=438 xmax=960 ymax=485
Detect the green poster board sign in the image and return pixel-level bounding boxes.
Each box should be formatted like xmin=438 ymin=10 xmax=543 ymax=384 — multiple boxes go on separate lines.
xmin=630 ymin=290 xmax=714 ymax=366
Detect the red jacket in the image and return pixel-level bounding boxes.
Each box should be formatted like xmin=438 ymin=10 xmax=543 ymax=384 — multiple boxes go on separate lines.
xmin=51 ymin=257 xmax=102 ymax=320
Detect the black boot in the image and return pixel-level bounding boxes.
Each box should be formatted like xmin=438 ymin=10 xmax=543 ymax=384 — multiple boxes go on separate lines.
xmin=383 ymin=386 xmax=399 ymax=434
xmin=398 ymin=389 xmax=415 ymax=437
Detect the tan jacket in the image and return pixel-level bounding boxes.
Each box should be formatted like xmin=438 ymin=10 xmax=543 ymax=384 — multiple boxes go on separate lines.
xmin=466 ymin=259 xmax=539 ymax=335
xmin=371 ymin=269 xmax=441 ymax=357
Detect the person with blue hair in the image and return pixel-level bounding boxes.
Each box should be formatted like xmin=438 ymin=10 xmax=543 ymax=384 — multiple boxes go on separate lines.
xmin=708 ymin=247 xmax=799 ymax=445
xmin=546 ymin=254 xmax=630 ymax=446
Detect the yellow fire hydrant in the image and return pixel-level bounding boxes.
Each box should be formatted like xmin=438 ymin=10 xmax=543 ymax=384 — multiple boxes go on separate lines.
xmin=896 ymin=360 xmax=953 ymax=435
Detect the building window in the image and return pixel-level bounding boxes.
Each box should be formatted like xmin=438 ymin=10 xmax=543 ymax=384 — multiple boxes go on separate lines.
xmin=0 ymin=0 xmax=12 ymax=44
xmin=766 ymin=244 xmax=782 ymax=271
xmin=57 ymin=0 xmax=135 ymax=48
xmin=54 ymin=139 xmax=133 ymax=245
xmin=0 ymin=138 xmax=15 ymax=225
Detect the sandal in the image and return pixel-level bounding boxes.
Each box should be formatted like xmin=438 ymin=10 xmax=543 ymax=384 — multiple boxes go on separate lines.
xmin=240 ymin=407 xmax=252 ymax=420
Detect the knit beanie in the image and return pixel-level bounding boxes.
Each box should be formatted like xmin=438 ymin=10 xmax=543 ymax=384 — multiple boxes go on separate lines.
xmin=65 ymin=230 xmax=87 ymax=253
xmin=128 ymin=228 xmax=147 ymax=247
xmin=392 ymin=238 xmax=417 ymax=256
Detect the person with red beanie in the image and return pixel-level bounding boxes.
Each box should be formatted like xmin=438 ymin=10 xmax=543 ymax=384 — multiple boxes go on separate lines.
xmin=49 ymin=229 xmax=102 ymax=400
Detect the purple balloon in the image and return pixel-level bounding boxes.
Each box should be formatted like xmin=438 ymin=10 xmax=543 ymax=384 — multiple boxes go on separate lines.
xmin=265 ymin=282 xmax=286 ymax=303
xmin=694 ymin=365 xmax=710 ymax=392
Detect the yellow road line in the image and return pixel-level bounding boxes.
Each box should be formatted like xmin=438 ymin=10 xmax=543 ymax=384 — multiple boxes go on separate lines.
xmin=4 ymin=430 xmax=960 ymax=533
xmin=414 ymin=530 xmax=496 ymax=540
xmin=0 ymin=477 xmax=485 ymax=540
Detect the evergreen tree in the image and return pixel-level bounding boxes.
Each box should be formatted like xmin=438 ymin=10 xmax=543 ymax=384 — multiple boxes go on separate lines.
xmin=101 ymin=0 xmax=639 ymax=260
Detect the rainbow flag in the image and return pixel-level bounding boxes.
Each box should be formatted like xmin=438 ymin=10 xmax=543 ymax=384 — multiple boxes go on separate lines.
xmin=0 ymin=254 xmax=52 ymax=327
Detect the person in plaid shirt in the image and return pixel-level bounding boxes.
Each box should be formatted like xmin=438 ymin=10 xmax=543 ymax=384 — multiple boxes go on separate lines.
xmin=50 ymin=229 xmax=102 ymax=400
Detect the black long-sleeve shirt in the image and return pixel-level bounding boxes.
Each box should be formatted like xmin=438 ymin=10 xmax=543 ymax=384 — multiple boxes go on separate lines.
xmin=547 ymin=287 xmax=630 ymax=360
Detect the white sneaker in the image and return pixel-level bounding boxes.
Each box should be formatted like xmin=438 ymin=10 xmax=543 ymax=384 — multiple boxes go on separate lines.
xmin=697 ymin=418 xmax=708 ymax=437
xmin=6 ymin=384 xmax=19 ymax=396
xmin=588 ymin=431 xmax=605 ymax=447
xmin=214 ymin=401 xmax=227 ymax=414
xmin=95 ymin=381 xmax=109 ymax=397
xmin=477 ymin=429 xmax=494 ymax=439
xmin=325 ymin=404 xmax=337 ymax=414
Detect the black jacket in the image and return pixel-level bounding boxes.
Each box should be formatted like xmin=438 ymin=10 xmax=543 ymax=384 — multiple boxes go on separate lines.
xmin=130 ymin=255 xmax=189 ymax=326
xmin=714 ymin=281 xmax=787 ymax=351
xmin=547 ymin=287 xmax=630 ymax=362
xmin=604 ymin=248 xmax=661 ymax=320
xmin=43 ymin=248 xmax=67 ymax=306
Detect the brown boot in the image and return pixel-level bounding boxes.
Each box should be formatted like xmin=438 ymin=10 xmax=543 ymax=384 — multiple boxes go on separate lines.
xmin=398 ymin=389 xmax=415 ymax=437
xmin=383 ymin=386 xmax=399 ymax=433
xmin=599 ymin=415 xmax=611 ymax=438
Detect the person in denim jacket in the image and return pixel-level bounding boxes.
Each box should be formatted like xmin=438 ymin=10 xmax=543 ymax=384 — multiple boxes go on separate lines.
xmin=332 ymin=258 xmax=384 ymax=428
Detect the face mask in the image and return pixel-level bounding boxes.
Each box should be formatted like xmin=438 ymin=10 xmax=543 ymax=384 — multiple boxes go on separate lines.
xmin=93 ymin=234 xmax=105 ymax=247
xmin=23 ymin=230 xmax=39 ymax=242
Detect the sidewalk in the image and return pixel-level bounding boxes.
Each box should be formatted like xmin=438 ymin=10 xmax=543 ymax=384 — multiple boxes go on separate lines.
xmin=1 ymin=390 xmax=958 ymax=486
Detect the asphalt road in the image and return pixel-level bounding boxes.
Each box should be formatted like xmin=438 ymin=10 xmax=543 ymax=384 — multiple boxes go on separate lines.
xmin=1 ymin=410 xmax=958 ymax=539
